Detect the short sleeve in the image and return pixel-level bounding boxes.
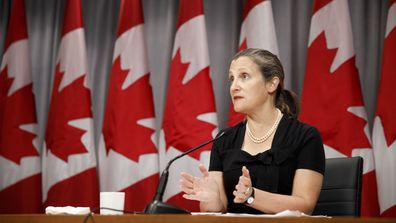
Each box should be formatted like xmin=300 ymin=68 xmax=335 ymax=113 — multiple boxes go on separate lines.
xmin=297 ymin=127 xmax=325 ymax=175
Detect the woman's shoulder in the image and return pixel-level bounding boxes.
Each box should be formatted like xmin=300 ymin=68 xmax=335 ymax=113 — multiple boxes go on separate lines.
xmin=279 ymin=115 xmax=322 ymax=144
xmin=214 ymin=121 xmax=246 ymax=150
xmin=220 ymin=121 xmax=245 ymax=134
xmin=283 ymin=116 xmax=319 ymax=134
xmin=281 ymin=117 xmax=325 ymax=174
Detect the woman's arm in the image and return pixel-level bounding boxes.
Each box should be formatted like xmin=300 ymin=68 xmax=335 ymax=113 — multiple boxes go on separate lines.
xmin=235 ymin=168 xmax=323 ymax=214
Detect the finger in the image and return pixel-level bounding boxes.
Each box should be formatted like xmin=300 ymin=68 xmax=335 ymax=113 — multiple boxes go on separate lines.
xmin=182 ymin=193 xmax=201 ymax=201
xmin=183 ymin=192 xmax=211 ymax=202
xmin=180 ymin=184 xmax=194 ymax=194
xmin=242 ymin=166 xmax=250 ymax=178
xmin=239 ymin=176 xmax=251 ymax=187
xmin=193 ymin=176 xmax=202 ymax=184
xmin=235 ymin=183 xmax=245 ymax=192
xmin=180 ymin=172 xmax=195 ymax=182
xmin=233 ymin=192 xmax=240 ymax=203
xmin=233 ymin=188 xmax=245 ymax=199
xmin=233 ymin=190 xmax=239 ymax=198
xmin=239 ymin=175 xmax=248 ymax=183
xmin=235 ymin=184 xmax=241 ymax=192
xmin=234 ymin=197 xmax=244 ymax=203
xmin=238 ymin=176 xmax=250 ymax=189
xmin=198 ymin=164 xmax=209 ymax=177
xmin=232 ymin=190 xmax=245 ymax=203
xmin=180 ymin=178 xmax=193 ymax=188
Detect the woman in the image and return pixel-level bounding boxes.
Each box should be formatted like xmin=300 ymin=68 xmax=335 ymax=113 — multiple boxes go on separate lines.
xmin=180 ymin=48 xmax=325 ymax=214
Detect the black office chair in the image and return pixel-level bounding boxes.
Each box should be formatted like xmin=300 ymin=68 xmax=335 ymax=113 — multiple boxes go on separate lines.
xmin=312 ymin=156 xmax=363 ymax=216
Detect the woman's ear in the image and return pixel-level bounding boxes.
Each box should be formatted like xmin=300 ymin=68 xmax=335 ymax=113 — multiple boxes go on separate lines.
xmin=266 ymin=76 xmax=280 ymax=93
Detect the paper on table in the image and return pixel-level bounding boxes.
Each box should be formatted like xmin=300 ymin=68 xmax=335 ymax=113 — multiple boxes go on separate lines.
xmin=45 ymin=206 xmax=91 ymax=215
xmin=192 ymin=209 xmax=330 ymax=218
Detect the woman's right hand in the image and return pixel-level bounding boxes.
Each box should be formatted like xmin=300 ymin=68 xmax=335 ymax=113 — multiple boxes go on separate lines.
xmin=180 ymin=164 xmax=220 ymax=203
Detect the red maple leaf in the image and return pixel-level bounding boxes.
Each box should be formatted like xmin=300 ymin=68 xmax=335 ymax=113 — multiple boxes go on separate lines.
xmin=45 ymin=65 xmax=92 ymax=162
xmin=102 ymin=57 xmax=157 ymax=162
xmin=0 ymin=66 xmax=38 ymax=164
xmin=301 ymin=33 xmax=371 ymax=156
xmin=162 ymin=50 xmax=217 ymax=160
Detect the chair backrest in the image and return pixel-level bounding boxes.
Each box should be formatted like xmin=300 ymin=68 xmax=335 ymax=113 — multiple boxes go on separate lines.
xmin=312 ymin=156 xmax=363 ymax=216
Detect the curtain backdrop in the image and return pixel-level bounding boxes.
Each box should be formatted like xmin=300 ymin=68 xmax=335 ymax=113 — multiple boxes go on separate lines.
xmin=0 ymin=0 xmax=389 ymax=170
xmin=0 ymin=0 xmax=391 ymax=214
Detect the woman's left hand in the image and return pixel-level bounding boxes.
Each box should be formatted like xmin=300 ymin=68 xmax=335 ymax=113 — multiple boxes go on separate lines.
xmin=233 ymin=166 xmax=253 ymax=203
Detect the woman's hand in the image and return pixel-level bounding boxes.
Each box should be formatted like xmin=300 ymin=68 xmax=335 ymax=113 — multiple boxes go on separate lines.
xmin=180 ymin=164 xmax=220 ymax=203
xmin=233 ymin=166 xmax=253 ymax=203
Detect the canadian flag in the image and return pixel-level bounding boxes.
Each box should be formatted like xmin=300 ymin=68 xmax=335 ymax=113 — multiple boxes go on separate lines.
xmin=98 ymin=0 xmax=158 ymax=212
xmin=0 ymin=0 xmax=42 ymax=213
xmin=42 ymin=0 xmax=99 ymax=209
xmin=227 ymin=0 xmax=279 ymax=126
xmin=372 ymin=0 xmax=396 ymax=217
xmin=300 ymin=0 xmax=380 ymax=216
xmin=160 ymin=0 xmax=218 ymax=211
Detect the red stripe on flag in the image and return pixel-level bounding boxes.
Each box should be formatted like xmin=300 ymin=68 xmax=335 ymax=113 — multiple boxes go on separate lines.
xmin=122 ymin=173 xmax=159 ymax=212
xmin=375 ymin=23 xmax=396 ymax=147
xmin=361 ymin=171 xmax=381 ymax=216
xmin=44 ymin=168 xmax=99 ymax=209
xmin=0 ymin=174 xmax=42 ymax=214
xmin=4 ymin=0 xmax=28 ymax=50
xmin=117 ymin=0 xmax=145 ymax=37
xmin=241 ymin=0 xmax=265 ymax=20
xmin=313 ymin=0 xmax=332 ymax=14
xmin=176 ymin=0 xmax=203 ymax=29
xmin=61 ymin=0 xmax=84 ymax=36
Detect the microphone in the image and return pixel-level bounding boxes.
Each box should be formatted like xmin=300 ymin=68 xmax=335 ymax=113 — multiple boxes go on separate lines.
xmin=144 ymin=130 xmax=228 ymax=214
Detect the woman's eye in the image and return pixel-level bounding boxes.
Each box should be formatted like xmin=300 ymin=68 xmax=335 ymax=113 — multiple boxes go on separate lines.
xmin=241 ymin=73 xmax=249 ymax=79
xmin=228 ymin=76 xmax=234 ymax=83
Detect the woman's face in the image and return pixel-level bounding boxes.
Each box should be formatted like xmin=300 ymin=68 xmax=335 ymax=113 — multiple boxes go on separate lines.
xmin=229 ymin=56 xmax=271 ymax=114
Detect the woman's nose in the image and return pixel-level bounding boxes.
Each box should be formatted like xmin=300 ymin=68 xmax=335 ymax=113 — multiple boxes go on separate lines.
xmin=230 ymin=79 xmax=240 ymax=92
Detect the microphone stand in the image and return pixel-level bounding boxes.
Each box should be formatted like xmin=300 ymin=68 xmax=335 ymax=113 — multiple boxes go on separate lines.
xmin=144 ymin=131 xmax=226 ymax=214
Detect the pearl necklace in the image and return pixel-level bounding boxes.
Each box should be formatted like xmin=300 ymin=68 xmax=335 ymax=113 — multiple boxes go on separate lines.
xmin=246 ymin=109 xmax=282 ymax=144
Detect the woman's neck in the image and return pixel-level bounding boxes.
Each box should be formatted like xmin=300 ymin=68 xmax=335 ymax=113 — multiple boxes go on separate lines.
xmin=247 ymin=106 xmax=279 ymax=131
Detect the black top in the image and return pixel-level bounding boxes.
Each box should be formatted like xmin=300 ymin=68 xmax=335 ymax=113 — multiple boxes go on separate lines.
xmin=209 ymin=115 xmax=325 ymax=214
